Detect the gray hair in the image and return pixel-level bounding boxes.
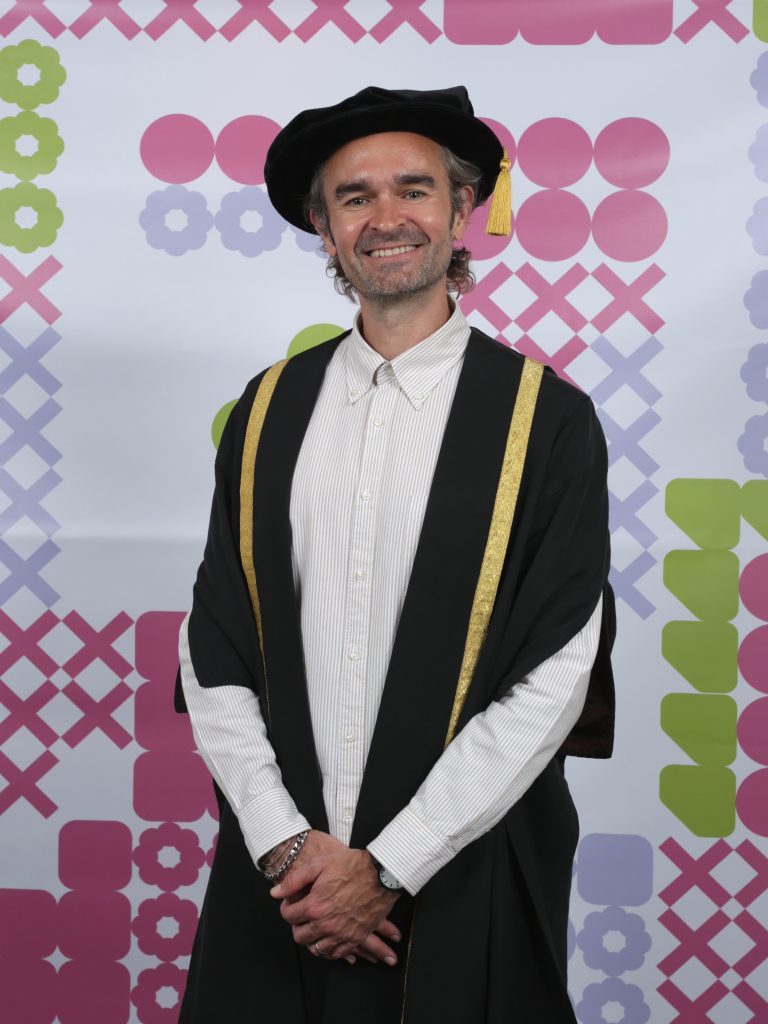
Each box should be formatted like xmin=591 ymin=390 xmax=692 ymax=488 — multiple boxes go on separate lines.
xmin=303 ymin=145 xmax=483 ymax=301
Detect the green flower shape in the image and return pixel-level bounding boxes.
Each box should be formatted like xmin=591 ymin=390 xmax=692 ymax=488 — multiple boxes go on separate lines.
xmin=0 ymin=182 xmax=63 ymax=252
xmin=0 ymin=111 xmax=64 ymax=180
xmin=0 ymin=39 xmax=66 ymax=110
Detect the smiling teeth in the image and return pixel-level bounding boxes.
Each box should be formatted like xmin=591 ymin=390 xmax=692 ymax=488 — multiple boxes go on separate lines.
xmin=369 ymin=245 xmax=417 ymax=258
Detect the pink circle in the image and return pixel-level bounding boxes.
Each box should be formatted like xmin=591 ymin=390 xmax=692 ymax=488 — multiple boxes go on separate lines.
xmin=738 ymin=698 xmax=768 ymax=765
xmin=594 ymin=118 xmax=670 ymax=188
xmin=216 ymin=115 xmax=281 ymax=185
xmin=739 ymin=626 xmax=768 ymax=692
xmin=737 ymin=768 xmax=768 ymax=836
xmin=741 ymin=554 xmax=768 ymax=620
xmin=517 ymin=119 xmax=592 ymax=187
xmin=515 ymin=190 xmax=591 ymax=261
xmin=140 ymin=114 xmax=215 ymax=184
xmin=592 ymin=191 xmax=667 ymax=261
xmin=463 ymin=202 xmax=514 ymax=261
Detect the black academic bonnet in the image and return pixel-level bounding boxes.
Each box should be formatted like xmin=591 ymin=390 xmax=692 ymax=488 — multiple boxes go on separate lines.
xmin=264 ymin=85 xmax=505 ymax=233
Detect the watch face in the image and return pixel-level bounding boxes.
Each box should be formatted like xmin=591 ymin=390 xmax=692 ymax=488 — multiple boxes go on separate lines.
xmin=380 ymin=867 xmax=402 ymax=890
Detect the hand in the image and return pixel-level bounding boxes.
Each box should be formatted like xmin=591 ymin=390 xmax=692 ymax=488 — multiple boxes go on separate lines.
xmin=271 ymin=830 xmax=401 ymax=963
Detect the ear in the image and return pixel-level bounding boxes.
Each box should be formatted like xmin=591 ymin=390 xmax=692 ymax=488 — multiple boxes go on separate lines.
xmin=309 ymin=210 xmax=337 ymax=257
xmin=451 ymin=185 xmax=474 ymax=243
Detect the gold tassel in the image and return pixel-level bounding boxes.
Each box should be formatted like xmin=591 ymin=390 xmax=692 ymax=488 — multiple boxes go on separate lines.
xmin=485 ymin=149 xmax=512 ymax=236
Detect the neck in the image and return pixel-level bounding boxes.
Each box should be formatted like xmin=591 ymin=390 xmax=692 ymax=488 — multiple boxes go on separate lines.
xmin=357 ymin=284 xmax=452 ymax=361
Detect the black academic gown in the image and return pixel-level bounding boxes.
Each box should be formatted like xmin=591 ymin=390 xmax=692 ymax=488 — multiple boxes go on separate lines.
xmin=178 ymin=327 xmax=616 ymax=1024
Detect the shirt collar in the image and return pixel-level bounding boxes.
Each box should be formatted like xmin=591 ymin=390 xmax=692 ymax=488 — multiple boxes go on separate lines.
xmin=344 ymin=301 xmax=471 ymax=410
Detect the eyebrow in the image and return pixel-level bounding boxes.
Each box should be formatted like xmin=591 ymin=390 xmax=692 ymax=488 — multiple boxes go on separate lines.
xmin=333 ymin=172 xmax=437 ymax=200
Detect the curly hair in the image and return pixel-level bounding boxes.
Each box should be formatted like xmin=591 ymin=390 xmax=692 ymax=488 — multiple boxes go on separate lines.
xmin=303 ymin=145 xmax=483 ymax=301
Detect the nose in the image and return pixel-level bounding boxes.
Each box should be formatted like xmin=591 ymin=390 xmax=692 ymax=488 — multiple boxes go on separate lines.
xmin=369 ymin=192 xmax=405 ymax=233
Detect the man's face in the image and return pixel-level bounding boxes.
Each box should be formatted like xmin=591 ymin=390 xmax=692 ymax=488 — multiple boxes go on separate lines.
xmin=311 ymin=132 xmax=472 ymax=302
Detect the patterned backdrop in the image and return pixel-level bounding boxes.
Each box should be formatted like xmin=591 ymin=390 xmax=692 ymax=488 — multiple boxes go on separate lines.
xmin=0 ymin=1 xmax=767 ymax=1021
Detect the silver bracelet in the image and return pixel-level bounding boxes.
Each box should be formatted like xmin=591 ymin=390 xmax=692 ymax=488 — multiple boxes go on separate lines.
xmin=260 ymin=830 xmax=309 ymax=882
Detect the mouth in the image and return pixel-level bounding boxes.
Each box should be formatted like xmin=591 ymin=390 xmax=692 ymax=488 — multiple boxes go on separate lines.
xmin=365 ymin=244 xmax=420 ymax=259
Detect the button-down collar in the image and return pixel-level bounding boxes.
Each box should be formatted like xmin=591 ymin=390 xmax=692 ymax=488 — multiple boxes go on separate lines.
xmin=344 ymin=301 xmax=471 ymax=410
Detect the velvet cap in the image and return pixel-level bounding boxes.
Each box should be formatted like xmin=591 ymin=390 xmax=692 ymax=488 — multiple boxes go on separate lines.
xmin=264 ymin=85 xmax=505 ymax=232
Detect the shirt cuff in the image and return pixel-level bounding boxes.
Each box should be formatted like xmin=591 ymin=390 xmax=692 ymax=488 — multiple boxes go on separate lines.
xmin=238 ymin=790 xmax=311 ymax=868
xmin=367 ymin=805 xmax=455 ymax=896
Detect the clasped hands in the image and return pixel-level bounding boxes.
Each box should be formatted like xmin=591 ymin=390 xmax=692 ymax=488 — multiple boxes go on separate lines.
xmin=270 ymin=830 xmax=401 ymax=966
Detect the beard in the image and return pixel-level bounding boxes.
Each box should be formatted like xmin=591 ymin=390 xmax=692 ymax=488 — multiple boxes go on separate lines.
xmin=336 ymin=226 xmax=454 ymax=304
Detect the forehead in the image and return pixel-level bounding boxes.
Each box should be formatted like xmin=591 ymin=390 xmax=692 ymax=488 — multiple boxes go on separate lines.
xmin=322 ymin=131 xmax=446 ymax=184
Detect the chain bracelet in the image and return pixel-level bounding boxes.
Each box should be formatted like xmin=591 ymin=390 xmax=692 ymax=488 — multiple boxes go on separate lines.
xmin=260 ymin=830 xmax=309 ymax=882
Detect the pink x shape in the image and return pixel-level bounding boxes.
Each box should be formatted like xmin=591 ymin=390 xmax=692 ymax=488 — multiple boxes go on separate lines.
xmin=659 ymin=907 xmax=730 ymax=977
xmin=515 ymin=262 xmax=589 ymax=333
xmin=734 ymin=910 xmax=768 ymax=978
xmin=0 ymin=679 xmax=57 ymax=746
xmin=220 ymin=0 xmax=290 ymax=41
xmin=658 ymin=978 xmax=728 ymax=1023
xmin=592 ymin=262 xmax=665 ymax=334
xmin=735 ymin=840 xmax=768 ymax=907
xmin=675 ymin=0 xmax=749 ymax=43
xmin=733 ymin=980 xmax=768 ymax=1022
xmin=0 ymin=257 xmax=61 ymax=325
xmin=0 ymin=0 xmax=65 ymax=37
xmin=61 ymin=611 xmax=133 ymax=679
xmin=513 ymin=333 xmax=586 ymax=389
xmin=0 ymin=749 xmax=57 ymax=817
xmin=460 ymin=262 xmax=513 ymax=331
xmin=370 ymin=0 xmax=440 ymax=43
xmin=295 ymin=0 xmax=365 ymax=42
xmin=0 ymin=609 xmax=58 ymax=676
xmin=69 ymin=0 xmax=141 ymax=40
xmin=61 ymin=680 xmax=132 ymax=749
xmin=659 ymin=837 xmax=731 ymax=907
xmin=145 ymin=0 xmax=216 ymax=41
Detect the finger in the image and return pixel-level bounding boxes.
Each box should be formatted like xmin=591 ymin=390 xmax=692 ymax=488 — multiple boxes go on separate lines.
xmin=375 ymin=919 xmax=402 ymax=944
xmin=271 ymin=865 xmax=316 ymax=899
xmin=280 ymin=895 xmax=312 ymax=925
xmin=360 ymin=933 xmax=397 ymax=966
xmin=292 ymin=921 xmax=323 ymax=946
xmin=349 ymin=944 xmax=377 ymax=964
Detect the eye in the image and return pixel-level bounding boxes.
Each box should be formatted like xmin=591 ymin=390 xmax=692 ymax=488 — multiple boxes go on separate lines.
xmin=404 ymin=190 xmax=425 ymax=199
xmin=344 ymin=196 xmax=368 ymax=207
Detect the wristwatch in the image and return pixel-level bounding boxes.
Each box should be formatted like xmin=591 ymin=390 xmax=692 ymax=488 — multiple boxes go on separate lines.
xmin=368 ymin=851 xmax=405 ymax=893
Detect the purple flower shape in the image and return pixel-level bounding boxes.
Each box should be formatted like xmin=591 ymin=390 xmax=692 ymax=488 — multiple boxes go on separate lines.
xmin=744 ymin=270 xmax=768 ymax=328
xmin=738 ymin=413 xmax=768 ymax=476
xmin=139 ymin=186 xmax=212 ymax=256
xmin=741 ymin=343 xmax=768 ymax=403
xmin=133 ymin=822 xmax=206 ymax=892
xmin=576 ymin=978 xmax=650 ymax=1024
xmin=214 ymin=186 xmax=285 ymax=257
xmin=291 ymin=223 xmax=326 ymax=259
xmin=131 ymin=963 xmax=187 ymax=1024
xmin=749 ymin=125 xmax=768 ymax=183
xmin=131 ymin=892 xmax=198 ymax=961
xmin=751 ymin=53 xmax=768 ymax=108
xmin=748 ymin=198 xmax=768 ymax=256
xmin=576 ymin=906 xmax=651 ymax=976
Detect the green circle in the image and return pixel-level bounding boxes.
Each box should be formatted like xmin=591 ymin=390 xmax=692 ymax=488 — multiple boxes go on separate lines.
xmin=287 ymin=322 xmax=344 ymax=358
xmin=211 ymin=399 xmax=237 ymax=450
xmin=0 ymin=181 xmax=63 ymax=252
xmin=0 ymin=111 xmax=64 ymax=180
xmin=0 ymin=40 xmax=66 ymax=111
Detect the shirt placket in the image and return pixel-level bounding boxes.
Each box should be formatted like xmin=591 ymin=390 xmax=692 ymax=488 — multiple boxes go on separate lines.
xmin=335 ymin=368 xmax=397 ymax=843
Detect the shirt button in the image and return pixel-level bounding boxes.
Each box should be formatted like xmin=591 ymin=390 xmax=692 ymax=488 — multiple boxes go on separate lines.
xmin=354 ymin=568 xmax=366 ymax=581
xmin=360 ymin=489 xmax=371 ymax=501
xmin=413 ymin=392 xmax=424 ymax=401
xmin=350 ymin=389 xmax=359 ymax=398
xmin=345 ymin=731 xmax=357 ymax=743
xmin=342 ymin=809 xmax=353 ymax=821
xmin=349 ymin=647 xmax=360 ymax=661
xmin=373 ymin=417 xmax=384 ymax=428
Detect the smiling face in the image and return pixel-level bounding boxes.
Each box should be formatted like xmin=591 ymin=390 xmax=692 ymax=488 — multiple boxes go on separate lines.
xmin=310 ymin=132 xmax=473 ymax=304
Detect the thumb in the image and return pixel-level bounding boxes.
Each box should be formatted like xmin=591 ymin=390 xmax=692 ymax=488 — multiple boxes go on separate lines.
xmin=270 ymin=863 xmax=317 ymax=899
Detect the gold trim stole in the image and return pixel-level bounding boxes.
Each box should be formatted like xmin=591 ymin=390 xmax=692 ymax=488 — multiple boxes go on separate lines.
xmin=239 ymin=358 xmax=289 ymax=724
xmin=443 ymin=355 xmax=544 ymax=746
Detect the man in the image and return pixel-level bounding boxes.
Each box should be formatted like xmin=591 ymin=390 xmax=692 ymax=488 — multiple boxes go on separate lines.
xmin=177 ymin=86 xmax=615 ymax=1023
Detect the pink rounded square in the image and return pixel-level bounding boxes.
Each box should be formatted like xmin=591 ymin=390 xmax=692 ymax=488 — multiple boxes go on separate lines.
xmin=58 ymin=820 xmax=132 ymax=891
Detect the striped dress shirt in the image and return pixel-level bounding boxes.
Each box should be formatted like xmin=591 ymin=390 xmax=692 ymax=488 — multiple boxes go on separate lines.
xmin=179 ymin=302 xmax=601 ymax=896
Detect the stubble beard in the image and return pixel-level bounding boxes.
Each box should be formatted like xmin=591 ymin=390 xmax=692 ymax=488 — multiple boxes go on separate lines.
xmin=340 ymin=230 xmax=454 ymax=307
